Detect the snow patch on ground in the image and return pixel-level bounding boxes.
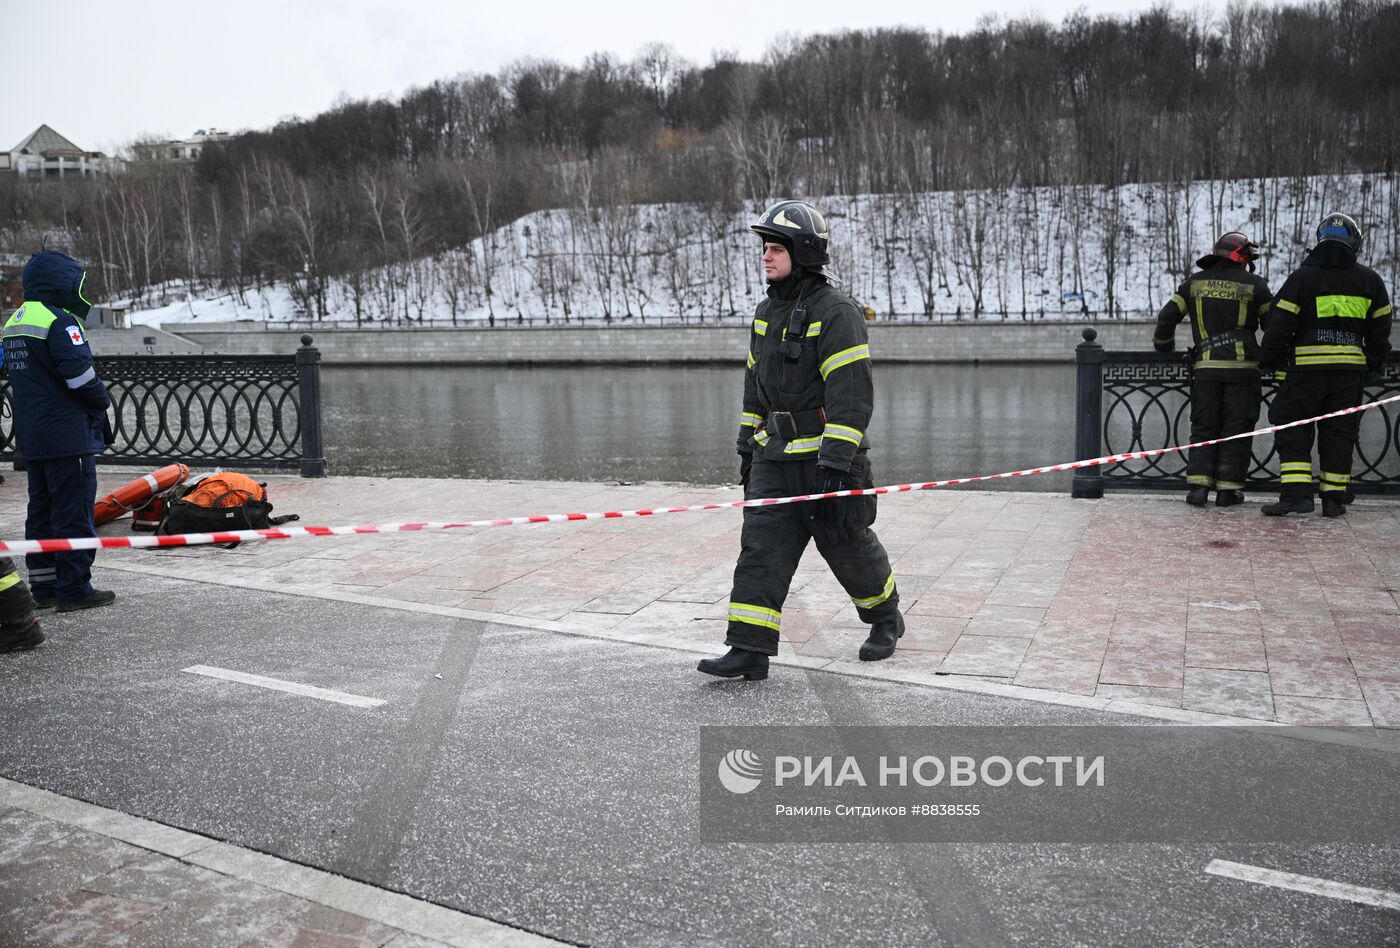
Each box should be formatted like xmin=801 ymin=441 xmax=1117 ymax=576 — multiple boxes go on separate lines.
xmin=122 ymin=286 xmax=296 ymax=328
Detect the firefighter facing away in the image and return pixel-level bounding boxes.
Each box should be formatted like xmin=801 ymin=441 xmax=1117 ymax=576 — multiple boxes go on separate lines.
xmin=698 ymin=200 xmax=902 ymax=682
xmin=1152 ymin=232 xmax=1272 ymax=507
xmin=1257 ymin=212 xmax=1392 ymax=517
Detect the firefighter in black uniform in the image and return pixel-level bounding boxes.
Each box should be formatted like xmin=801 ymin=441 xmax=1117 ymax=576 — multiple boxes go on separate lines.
xmin=1153 ymin=232 xmax=1272 ymax=507
xmin=1258 ymin=212 xmax=1392 ymax=517
xmin=697 ymin=200 xmax=902 ymax=681
xmin=0 ymin=559 xmax=42 ymax=653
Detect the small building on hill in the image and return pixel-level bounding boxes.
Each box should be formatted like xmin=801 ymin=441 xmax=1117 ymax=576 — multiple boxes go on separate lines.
xmin=0 ymin=125 xmax=111 ymax=178
xmin=131 ymin=128 xmax=234 ymax=163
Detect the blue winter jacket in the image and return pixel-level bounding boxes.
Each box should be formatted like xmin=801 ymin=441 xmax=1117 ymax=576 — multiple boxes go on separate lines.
xmin=2 ymin=251 xmax=110 ymax=460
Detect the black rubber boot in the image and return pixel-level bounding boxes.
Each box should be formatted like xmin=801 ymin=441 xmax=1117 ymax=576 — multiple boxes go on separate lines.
xmin=0 ymin=617 xmax=44 ymax=653
xmin=1262 ymin=495 xmax=1315 ymax=517
xmin=859 ymin=611 xmax=905 ymax=662
xmin=1215 ymin=490 xmax=1244 ymax=508
xmin=1321 ymin=495 xmax=1346 ymax=518
xmin=56 ymin=590 xmax=116 ymax=613
xmin=697 ymin=647 xmax=769 ymax=680
xmin=1186 ymin=486 xmax=1209 ymax=507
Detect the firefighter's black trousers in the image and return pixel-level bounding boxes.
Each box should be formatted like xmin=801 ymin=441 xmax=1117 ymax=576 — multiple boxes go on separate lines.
xmin=0 ymin=556 xmax=36 ymax=628
xmin=725 ymin=454 xmax=898 ymax=656
xmin=1268 ymin=370 xmax=1363 ymax=496
xmin=1187 ymin=376 xmax=1261 ymax=489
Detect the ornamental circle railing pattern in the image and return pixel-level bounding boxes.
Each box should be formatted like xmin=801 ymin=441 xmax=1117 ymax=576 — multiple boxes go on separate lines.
xmin=0 ymin=340 xmax=326 ymax=477
xmin=1097 ymin=350 xmax=1400 ymax=493
xmin=100 ymin=357 xmax=302 ymax=466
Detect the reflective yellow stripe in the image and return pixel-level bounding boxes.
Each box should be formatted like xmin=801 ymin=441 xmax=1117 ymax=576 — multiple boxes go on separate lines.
xmin=0 ymin=572 xmax=20 ymax=593
xmin=783 ymin=437 xmax=822 ymax=455
xmin=1171 ymin=293 xmax=1186 ymax=313
xmin=2 ymin=324 xmax=49 ymax=341
xmin=746 ymin=349 xmax=755 ymax=369
xmin=1280 ymin=462 xmax=1312 ymax=473
xmin=1194 ymin=361 xmax=1258 ymax=370
xmin=753 ymin=319 xmax=768 ymax=336
xmin=1295 ymin=344 xmax=1365 ymax=365
xmin=1186 ymin=474 xmax=1215 ymax=487
xmin=805 ymin=321 xmax=822 ymax=337
xmin=852 ymin=574 xmax=896 ymax=610
xmin=1236 ymin=296 xmax=1248 ymax=361
xmin=1316 ymin=295 xmax=1370 ymax=319
xmin=1274 ymin=298 xmax=1301 ymax=314
xmin=1281 ymin=473 xmax=1314 ymax=484
xmin=728 ymin=601 xmax=781 ymax=631
xmin=1319 ymin=471 xmax=1351 ymax=491
xmin=819 ymin=344 xmax=870 ymax=381
xmin=1195 ymin=296 xmax=1208 ymax=359
xmin=822 ymin=423 xmax=863 ymax=447
xmin=1217 ymin=480 xmax=1245 ymax=490
xmin=1375 ymin=304 xmax=1393 ymax=318
xmin=754 ymin=429 xmax=770 ymax=446
xmin=740 ymin=412 xmax=763 ymax=429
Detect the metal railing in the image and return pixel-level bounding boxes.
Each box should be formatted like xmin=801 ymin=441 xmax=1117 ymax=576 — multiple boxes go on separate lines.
xmin=1072 ymin=328 xmax=1400 ymax=497
xmin=1 ymin=335 xmax=326 ymax=477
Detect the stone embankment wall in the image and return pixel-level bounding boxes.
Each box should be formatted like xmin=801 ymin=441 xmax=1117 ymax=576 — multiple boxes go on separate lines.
xmin=83 ymin=326 xmax=207 ymax=356
xmin=149 ymin=320 xmax=1159 ymax=364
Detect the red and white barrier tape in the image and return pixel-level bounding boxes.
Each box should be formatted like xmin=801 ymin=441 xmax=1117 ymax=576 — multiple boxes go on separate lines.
xmin=2 ymin=393 xmax=1398 ymax=556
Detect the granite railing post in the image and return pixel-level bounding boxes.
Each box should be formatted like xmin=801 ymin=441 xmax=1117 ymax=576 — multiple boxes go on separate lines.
xmin=1072 ymin=327 xmax=1104 ymax=499
xmin=296 ymin=335 xmax=326 ymax=477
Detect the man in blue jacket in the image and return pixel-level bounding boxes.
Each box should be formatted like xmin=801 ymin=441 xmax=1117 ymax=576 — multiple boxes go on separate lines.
xmin=3 ymin=250 xmax=117 ymax=611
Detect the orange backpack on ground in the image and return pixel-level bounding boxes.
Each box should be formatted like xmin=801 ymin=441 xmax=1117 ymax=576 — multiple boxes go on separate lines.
xmin=178 ymin=472 xmax=267 ymax=509
xmin=156 ymin=472 xmax=298 ymax=546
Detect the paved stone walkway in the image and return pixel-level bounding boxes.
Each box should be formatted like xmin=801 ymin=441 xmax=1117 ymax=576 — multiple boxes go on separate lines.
xmin=6 ymin=473 xmax=1399 ymax=731
xmin=0 ymin=779 xmax=548 ymax=946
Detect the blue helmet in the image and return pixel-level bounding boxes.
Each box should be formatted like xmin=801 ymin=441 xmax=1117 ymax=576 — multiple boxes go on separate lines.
xmin=1316 ymin=212 xmax=1361 ymax=253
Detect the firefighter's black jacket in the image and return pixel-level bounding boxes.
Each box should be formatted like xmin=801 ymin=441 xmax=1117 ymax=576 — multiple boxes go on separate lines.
xmin=1259 ymin=244 xmax=1392 ymax=372
xmin=735 ymin=274 xmax=874 ymax=473
xmin=1153 ymin=260 xmax=1272 ymax=380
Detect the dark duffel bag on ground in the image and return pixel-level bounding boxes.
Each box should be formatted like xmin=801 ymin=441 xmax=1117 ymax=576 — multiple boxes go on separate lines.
xmin=157 ymin=472 xmax=298 ymax=547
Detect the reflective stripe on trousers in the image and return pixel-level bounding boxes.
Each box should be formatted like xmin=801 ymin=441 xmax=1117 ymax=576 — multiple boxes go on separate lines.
xmin=724 ymin=455 xmax=897 ymax=656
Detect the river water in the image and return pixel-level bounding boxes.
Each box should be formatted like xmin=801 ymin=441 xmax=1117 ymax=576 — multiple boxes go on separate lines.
xmin=321 ymin=364 xmax=1076 ymax=490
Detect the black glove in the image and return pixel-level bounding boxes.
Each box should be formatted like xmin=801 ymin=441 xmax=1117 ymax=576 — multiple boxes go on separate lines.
xmin=1365 ymin=366 xmax=1384 ymax=387
xmin=1153 ymin=338 xmax=1174 ymax=353
xmin=739 ymin=453 xmax=753 ymax=488
xmin=1257 ymin=357 xmax=1279 ymax=375
xmin=100 ymin=413 xmax=116 ymax=447
xmin=809 ymin=466 xmax=864 ymax=542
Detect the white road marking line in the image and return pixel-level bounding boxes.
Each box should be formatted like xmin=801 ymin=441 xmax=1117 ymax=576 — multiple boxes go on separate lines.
xmin=1206 ymin=859 xmax=1400 ymax=911
xmin=182 ymin=665 xmax=385 ymax=708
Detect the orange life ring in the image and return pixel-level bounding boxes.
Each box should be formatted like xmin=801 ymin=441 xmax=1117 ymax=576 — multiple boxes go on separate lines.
xmin=94 ymin=463 xmax=190 ymax=526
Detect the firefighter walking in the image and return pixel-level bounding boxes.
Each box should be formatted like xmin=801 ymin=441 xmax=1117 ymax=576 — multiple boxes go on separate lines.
xmin=698 ymin=201 xmax=902 ymax=682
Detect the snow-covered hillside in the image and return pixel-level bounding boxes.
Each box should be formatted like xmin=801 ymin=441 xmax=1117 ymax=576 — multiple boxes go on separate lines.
xmin=126 ymin=174 xmax=1399 ymax=327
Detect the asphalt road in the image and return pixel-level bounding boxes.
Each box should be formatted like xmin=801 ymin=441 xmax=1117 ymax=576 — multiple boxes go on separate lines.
xmin=0 ymin=567 xmax=1396 ymax=947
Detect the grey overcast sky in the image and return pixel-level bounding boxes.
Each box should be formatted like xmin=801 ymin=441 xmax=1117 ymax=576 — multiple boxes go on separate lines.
xmin=12 ymin=0 xmax=1186 ymax=155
